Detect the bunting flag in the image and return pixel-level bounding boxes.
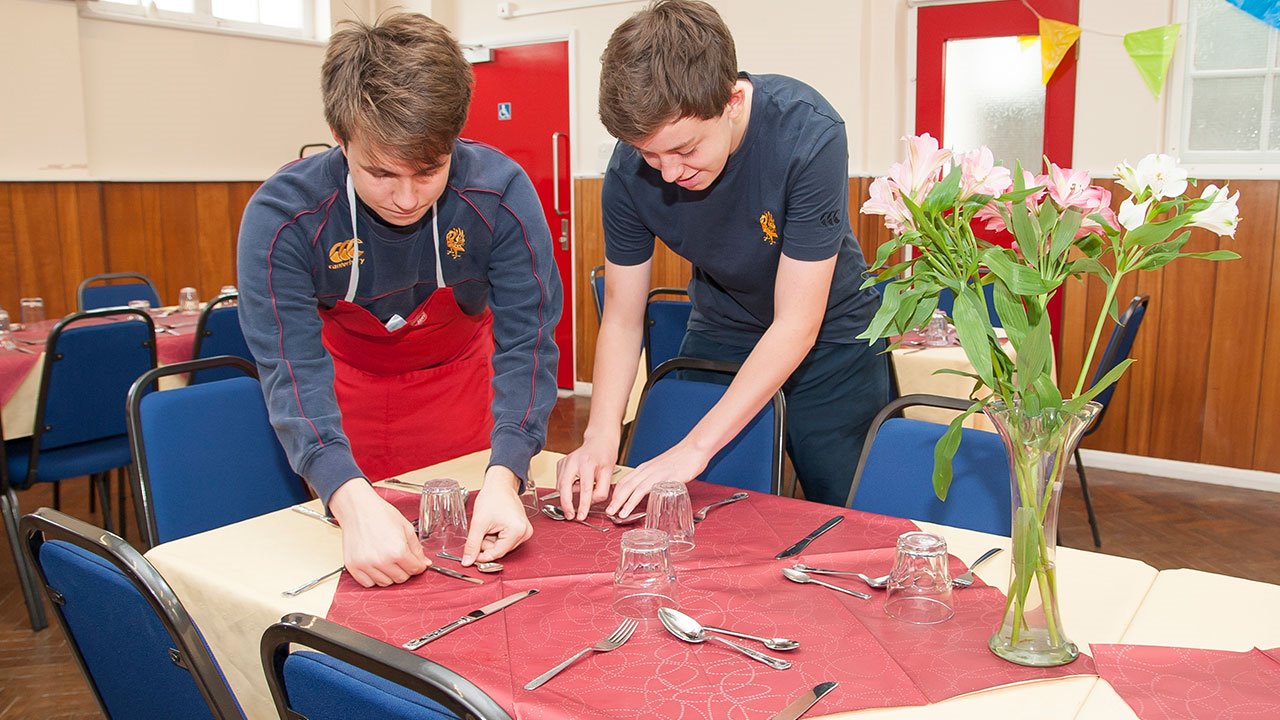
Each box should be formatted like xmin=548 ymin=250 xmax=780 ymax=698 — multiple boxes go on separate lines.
xmin=1226 ymin=0 xmax=1280 ymax=30
xmin=1039 ymin=18 xmax=1082 ymax=84
xmin=1017 ymin=35 xmax=1039 ymax=51
xmin=1123 ymin=24 xmax=1182 ymax=99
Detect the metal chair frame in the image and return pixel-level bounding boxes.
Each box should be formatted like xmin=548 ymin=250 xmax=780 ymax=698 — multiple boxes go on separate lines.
xmin=589 ymin=264 xmax=606 ymax=322
xmin=642 ymin=287 xmax=691 ymax=374
xmin=76 ymin=272 xmax=162 ymax=312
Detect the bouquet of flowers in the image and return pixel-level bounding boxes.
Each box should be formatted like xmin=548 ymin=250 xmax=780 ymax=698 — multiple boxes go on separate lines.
xmin=859 ymin=134 xmax=1240 ymax=665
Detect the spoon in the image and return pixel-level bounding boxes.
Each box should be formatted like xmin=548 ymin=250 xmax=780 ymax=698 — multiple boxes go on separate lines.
xmin=436 ymin=551 xmax=504 ymax=574
xmin=781 ymin=567 xmax=871 ymax=600
xmin=657 ymin=607 xmax=791 ymax=670
xmin=693 ymin=492 xmax=749 ymax=523
xmin=793 ymin=563 xmax=888 ymax=589
xmin=540 ymin=504 xmax=611 ymax=532
xmin=701 ymin=623 xmax=800 ymax=651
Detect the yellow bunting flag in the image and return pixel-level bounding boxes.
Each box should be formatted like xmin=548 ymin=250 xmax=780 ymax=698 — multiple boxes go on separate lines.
xmin=1123 ymin=24 xmax=1182 ymax=99
xmin=1039 ymin=18 xmax=1081 ymax=84
xmin=1017 ymin=35 xmax=1040 ymax=51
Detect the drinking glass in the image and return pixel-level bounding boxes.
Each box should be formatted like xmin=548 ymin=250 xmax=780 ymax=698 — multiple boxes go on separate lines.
xmin=644 ymin=480 xmax=695 ymax=555
xmin=884 ymin=531 xmax=954 ymax=624
xmin=0 ymin=308 xmax=14 ymax=350
xmin=219 ymin=285 xmax=238 ymax=306
xmin=924 ymin=309 xmax=950 ymax=347
xmin=178 ymin=287 xmax=201 ymax=314
xmin=612 ymin=528 xmax=678 ymax=619
xmin=418 ymin=478 xmax=469 ymax=556
xmin=19 ymin=297 xmax=44 ymax=327
xmin=126 ymin=299 xmax=152 ymax=319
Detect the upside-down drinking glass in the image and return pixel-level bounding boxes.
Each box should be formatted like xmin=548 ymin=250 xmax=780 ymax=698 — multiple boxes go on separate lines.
xmin=613 ymin=528 xmax=678 ymax=619
xmin=418 ymin=478 xmax=469 ymax=556
xmin=644 ymin=481 xmax=695 ymax=555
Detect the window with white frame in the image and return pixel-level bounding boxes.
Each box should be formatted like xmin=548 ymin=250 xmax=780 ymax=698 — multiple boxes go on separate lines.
xmin=82 ymin=0 xmax=330 ymax=42
xmin=1179 ymin=0 xmax=1280 ymax=166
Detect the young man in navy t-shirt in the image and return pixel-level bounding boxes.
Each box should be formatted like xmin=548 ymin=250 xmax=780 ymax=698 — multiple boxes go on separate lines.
xmin=556 ymin=0 xmax=887 ymax=514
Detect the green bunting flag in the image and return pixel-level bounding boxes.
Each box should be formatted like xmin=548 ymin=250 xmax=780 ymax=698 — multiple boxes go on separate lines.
xmin=1123 ymin=24 xmax=1182 ymax=99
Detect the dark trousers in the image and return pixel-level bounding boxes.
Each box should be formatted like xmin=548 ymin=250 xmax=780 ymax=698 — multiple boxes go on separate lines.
xmin=678 ymin=332 xmax=890 ymax=507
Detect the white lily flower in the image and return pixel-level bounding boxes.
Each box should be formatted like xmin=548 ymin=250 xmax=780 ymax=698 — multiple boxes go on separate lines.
xmin=1134 ymin=153 xmax=1188 ymax=199
xmin=1191 ymin=183 xmax=1241 ymax=238
xmin=1118 ymin=196 xmax=1153 ymax=231
xmin=1113 ymin=162 xmax=1142 ymax=195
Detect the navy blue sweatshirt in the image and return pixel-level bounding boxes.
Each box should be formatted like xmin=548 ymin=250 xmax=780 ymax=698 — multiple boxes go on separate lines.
xmin=237 ymin=142 xmax=562 ymax=505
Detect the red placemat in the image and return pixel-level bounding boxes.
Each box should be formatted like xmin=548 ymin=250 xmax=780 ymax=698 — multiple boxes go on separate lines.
xmin=327 ymin=484 xmax=1096 ymax=717
xmin=1092 ymin=644 xmax=1280 ymax=719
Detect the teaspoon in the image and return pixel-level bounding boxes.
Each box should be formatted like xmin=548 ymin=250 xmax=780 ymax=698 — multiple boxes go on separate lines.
xmin=436 ymin=551 xmax=504 ymax=573
xmin=657 ymin=607 xmax=791 ymax=669
xmin=540 ymin=504 xmax=611 ymax=532
xmin=781 ymin=567 xmax=871 ymax=600
xmin=702 ymin=624 xmax=800 ymax=651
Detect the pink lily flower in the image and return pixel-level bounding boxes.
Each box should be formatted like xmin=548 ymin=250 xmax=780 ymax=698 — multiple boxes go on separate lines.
xmin=956 ymin=147 xmax=1013 ymax=200
xmin=1045 ymin=163 xmax=1094 ymax=211
xmin=861 ymin=176 xmax=914 ymax=233
xmin=889 ymin=134 xmax=952 ymax=203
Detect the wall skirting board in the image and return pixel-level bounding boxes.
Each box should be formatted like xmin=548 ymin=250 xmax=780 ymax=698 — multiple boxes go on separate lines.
xmin=1074 ymin=450 xmax=1280 ymax=494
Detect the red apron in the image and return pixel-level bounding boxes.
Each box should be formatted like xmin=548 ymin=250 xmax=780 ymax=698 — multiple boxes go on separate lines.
xmin=320 ymin=175 xmax=493 ymax=481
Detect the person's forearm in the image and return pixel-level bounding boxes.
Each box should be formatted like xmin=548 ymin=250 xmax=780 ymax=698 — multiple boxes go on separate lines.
xmin=583 ymin=315 xmax=646 ymax=444
xmin=682 ymin=317 xmax=820 ymax=458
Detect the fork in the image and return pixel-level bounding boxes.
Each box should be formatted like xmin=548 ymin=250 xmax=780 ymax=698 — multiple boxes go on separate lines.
xmin=952 ymin=547 xmax=1003 ymax=588
xmin=523 ymin=619 xmax=639 ymax=690
xmin=281 ymin=567 xmax=343 ymax=597
xmin=793 ymin=564 xmax=889 ymax=589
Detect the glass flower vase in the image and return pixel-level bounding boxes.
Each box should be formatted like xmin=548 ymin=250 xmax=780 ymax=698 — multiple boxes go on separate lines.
xmin=984 ymin=399 xmax=1100 ymax=667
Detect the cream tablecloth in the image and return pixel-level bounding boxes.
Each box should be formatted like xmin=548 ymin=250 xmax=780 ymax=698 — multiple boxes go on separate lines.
xmin=135 ymin=450 xmax=1232 ymax=719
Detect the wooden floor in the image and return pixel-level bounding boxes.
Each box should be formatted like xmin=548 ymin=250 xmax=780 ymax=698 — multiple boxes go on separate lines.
xmin=3 ymin=394 xmax=1280 ymax=718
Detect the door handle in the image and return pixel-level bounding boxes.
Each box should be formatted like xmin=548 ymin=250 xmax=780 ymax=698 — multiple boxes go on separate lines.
xmin=560 ymin=218 xmax=569 ymax=251
xmin=551 ymin=131 xmax=568 ymax=217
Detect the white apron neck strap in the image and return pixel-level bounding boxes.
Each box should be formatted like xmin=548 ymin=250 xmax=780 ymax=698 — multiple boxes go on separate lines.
xmin=344 ymin=173 xmax=361 ymax=303
xmin=431 ymin=203 xmax=444 ymax=289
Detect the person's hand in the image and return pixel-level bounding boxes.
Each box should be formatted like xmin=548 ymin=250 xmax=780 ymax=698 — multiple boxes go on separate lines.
xmin=555 ymin=432 xmax=619 ymax=520
xmin=461 ymin=466 xmax=533 ymax=565
xmin=328 ymin=478 xmax=428 ymax=587
xmin=605 ymin=442 xmax=709 ymax=519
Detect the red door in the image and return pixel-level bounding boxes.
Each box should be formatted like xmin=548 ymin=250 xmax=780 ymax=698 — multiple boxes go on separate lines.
xmin=916 ymin=0 xmax=1079 ymax=350
xmin=463 ymin=41 xmax=573 ymax=390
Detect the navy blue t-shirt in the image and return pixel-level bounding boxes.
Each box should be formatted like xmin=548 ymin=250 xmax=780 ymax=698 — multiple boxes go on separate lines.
xmin=602 ymin=73 xmax=878 ymax=346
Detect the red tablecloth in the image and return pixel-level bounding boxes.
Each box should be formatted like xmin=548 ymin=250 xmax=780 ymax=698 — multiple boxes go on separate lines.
xmin=1092 ymin=644 xmax=1280 ymax=720
xmin=325 ymin=483 xmax=1095 ymax=718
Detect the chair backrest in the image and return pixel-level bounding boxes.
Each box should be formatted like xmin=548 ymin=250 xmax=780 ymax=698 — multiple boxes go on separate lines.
xmin=622 ymin=358 xmax=785 ymax=494
xmin=191 ymin=293 xmax=254 ymax=384
xmin=1087 ymin=295 xmax=1150 ymax=429
xmin=127 ymin=356 xmax=310 ymax=546
xmin=589 ymin=264 xmax=606 ymax=322
xmin=644 ymin=288 xmax=692 ymax=373
xmin=77 ymin=272 xmax=162 ymax=312
xmin=30 ymin=308 xmax=157 ymax=460
xmin=847 ymin=394 xmax=1011 ymax=535
xmin=262 ymin=613 xmax=512 ymax=720
xmin=19 ymin=509 xmax=244 ymax=720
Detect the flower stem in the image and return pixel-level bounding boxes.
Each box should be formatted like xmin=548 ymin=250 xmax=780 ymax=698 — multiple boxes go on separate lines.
xmin=1072 ymin=275 xmax=1123 ymax=397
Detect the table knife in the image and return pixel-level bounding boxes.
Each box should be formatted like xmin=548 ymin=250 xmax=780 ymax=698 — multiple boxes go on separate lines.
xmin=769 ymin=681 xmax=837 ymax=720
xmin=290 ymin=505 xmax=339 ymax=528
xmin=403 ymin=589 xmax=538 ymax=650
xmin=775 ymin=516 xmax=844 ymax=559
xmin=426 ymin=563 xmax=484 ymax=585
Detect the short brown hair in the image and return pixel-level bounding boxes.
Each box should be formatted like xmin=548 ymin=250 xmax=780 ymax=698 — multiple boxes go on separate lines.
xmin=323 ymin=13 xmax=472 ymax=165
xmin=599 ymin=0 xmax=738 ymax=142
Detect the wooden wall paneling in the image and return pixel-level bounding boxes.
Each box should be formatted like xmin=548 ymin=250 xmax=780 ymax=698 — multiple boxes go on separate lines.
xmin=194 ymin=183 xmax=235 ymax=297
xmin=1253 ymin=190 xmax=1280 ymax=471
xmin=1087 ymin=269 xmax=1143 ymax=452
xmin=1144 ymin=218 xmax=1220 ymax=462
xmin=101 ymin=183 xmax=151 ymax=289
xmin=156 ymin=183 xmax=201 ymax=304
xmin=74 ymin=183 xmax=108 ymax=285
xmin=1120 ymin=258 xmax=1164 ymax=457
xmin=52 ymin=184 xmax=90 ymax=317
xmin=0 ymin=185 xmax=18 ymax=314
xmin=574 ymin=178 xmax=605 ymax=384
xmin=10 ymin=184 xmax=76 ymax=318
xmin=1200 ymin=180 xmax=1278 ymax=468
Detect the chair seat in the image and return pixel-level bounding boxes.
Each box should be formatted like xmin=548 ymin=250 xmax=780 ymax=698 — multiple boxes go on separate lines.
xmin=6 ymin=435 xmax=132 ymax=487
xmin=284 ymin=651 xmax=457 ymax=720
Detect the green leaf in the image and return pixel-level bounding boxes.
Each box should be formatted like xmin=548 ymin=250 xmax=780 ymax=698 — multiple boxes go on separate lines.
xmin=1015 ymin=312 xmax=1052 ymax=392
xmin=1124 ymin=214 xmax=1193 ymax=250
xmin=1037 ymin=199 xmax=1059 ymax=238
xmin=1075 ymin=232 xmax=1105 ymax=258
xmin=1032 ymin=373 xmax=1063 ymax=412
xmin=1136 ymin=253 xmax=1178 ymax=271
xmin=952 ymin=286 xmax=997 ymax=388
xmin=1049 ymin=209 xmax=1084 ymax=260
xmin=923 ymin=165 xmax=964 ymax=214
xmin=1065 ymin=358 xmax=1136 ymax=414
xmin=871 ymin=237 xmax=900 ymax=269
xmin=1012 ymin=507 xmax=1042 ymax=603
xmin=932 ymin=401 xmax=984 ymax=500
xmin=1008 ymin=197 xmax=1042 ymax=263
xmin=993 ymin=279 xmax=1029 ymax=347
xmin=931 ymin=368 xmax=986 ymax=383
xmin=982 ymin=247 xmax=1056 ymax=294
xmin=1086 ymin=211 xmax=1119 ymax=237
xmin=994 ymin=187 xmax=1045 ymax=204
xmin=1181 ymin=250 xmax=1242 ymax=261
xmin=857 ymin=282 xmax=905 ymax=341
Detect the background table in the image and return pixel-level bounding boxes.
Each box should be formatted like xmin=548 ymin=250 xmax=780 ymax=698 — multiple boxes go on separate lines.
xmin=138 ymin=450 xmax=1218 ymax=720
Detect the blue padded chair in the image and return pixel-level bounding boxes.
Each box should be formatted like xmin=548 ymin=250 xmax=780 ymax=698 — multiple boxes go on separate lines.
xmin=1072 ymin=294 xmax=1150 ymax=548
xmin=77 ymin=272 xmax=162 ymax=312
xmin=1 ymin=413 xmax=47 ymax=630
xmin=644 ymin=287 xmax=692 ymax=373
xmin=621 ymin=358 xmax=786 ymax=495
xmin=20 ymin=508 xmax=244 ymax=719
xmin=589 ymin=264 xmax=606 ymax=321
xmin=262 ymin=613 xmax=512 ymax=720
xmin=126 ymin=356 xmax=310 ymax=547
xmin=190 ymin=293 xmax=254 ymax=384
xmin=5 ymin=307 xmax=158 ymax=542
xmin=846 ymin=394 xmax=1012 ymax=535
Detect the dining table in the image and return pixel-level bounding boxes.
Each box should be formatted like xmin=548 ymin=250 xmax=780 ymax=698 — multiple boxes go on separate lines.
xmin=0 ymin=307 xmax=200 ymax=440
xmin=137 ymin=449 xmax=1280 ymax=720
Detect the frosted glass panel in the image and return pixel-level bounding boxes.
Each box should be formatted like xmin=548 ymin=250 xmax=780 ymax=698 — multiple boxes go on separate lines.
xmin=1192 ymin=0 xmax=1269 ymax=71
xmin=1189 ymin=77 xmax=1264 ymax=151
xmin=1272 ymin=77 xmax=1280 ymax=151
xmin=944 ymin=36 xmax=1045 ymax=173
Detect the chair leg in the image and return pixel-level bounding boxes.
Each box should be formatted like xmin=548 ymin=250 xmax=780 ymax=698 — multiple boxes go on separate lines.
xmin=1074 ymin=448 xmax=1102 ymax=548
xmin=52 ymin=481 xmax=61 ymax=511
xmin=116 ymin=468 xmax=128 ymax=541
xmin=87 ymin=476 xmax=94 ymax=513
xmin=94 ymin=473 xmax=116 ymax=534
xmin=2 ymin=489 xmax=48 ymax=631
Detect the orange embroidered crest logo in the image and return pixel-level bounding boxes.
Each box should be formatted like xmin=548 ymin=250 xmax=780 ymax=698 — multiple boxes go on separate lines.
xmin=445 ymin=227 xmax=466 ymax=259
xmin=759 ymin=210 xmax=778 ymax=245
xmin=327 ymin=238 xmax=362 ymax=269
